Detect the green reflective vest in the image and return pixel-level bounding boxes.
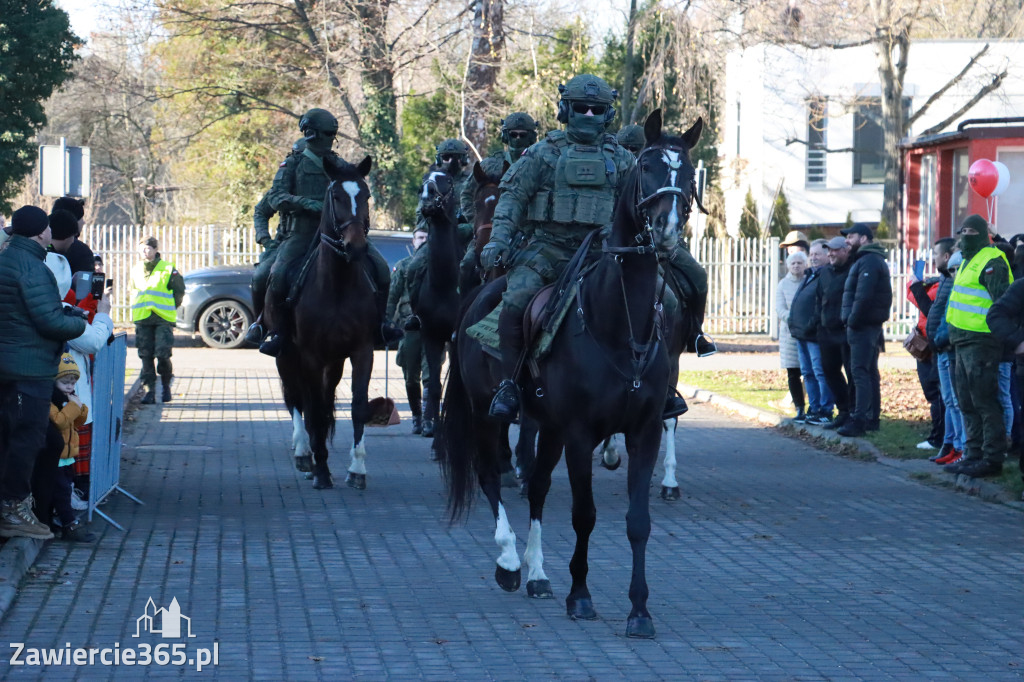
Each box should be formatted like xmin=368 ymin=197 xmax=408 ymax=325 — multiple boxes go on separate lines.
xmin=946 ymin=246 xmax=1012 ymax=333
xmin=131 ymin=259 xmax=177 ymax=323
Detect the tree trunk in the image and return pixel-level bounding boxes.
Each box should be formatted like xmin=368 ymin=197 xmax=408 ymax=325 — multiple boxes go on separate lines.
xmin=356 ymin=0 xmax=403 ymax=230
xmin=875 ymin=28 xmax=909 ymax=236
xmin=621 ymin=0 xmax=638 ymax=122
xmin=463 ymin=0 xmax=505 ymax=159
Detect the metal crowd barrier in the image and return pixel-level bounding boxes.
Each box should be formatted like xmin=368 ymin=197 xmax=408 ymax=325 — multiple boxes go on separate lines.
xmin=88 ymin=333 xmax=143 ymax=529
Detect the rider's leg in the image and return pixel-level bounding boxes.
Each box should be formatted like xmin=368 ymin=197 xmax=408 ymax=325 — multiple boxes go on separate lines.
xmin=367 ymin=242 xmax=404 ymax=345
xmin=404 ymin=243 xmax=430 ymax=324
xmin=246 ymin=244 xmax=279 ymax=344
xmin=489 ymin=266 xmax=544 ymax=422
xmin=399 ymin=330 xmax=424 ymax=433
xmin=658 ymin=281 xmax=689 ymax=419
xmin=260 ymin=236 xmax=308 ymax=356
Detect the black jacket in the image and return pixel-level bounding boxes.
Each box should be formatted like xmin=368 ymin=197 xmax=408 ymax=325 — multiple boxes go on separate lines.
xmin=842 ymin=242 xmax=892 ymax=329
xmin=789 ymin=266 xmax=824 ymax=341
xmin=987 ymin=278 xmax=1024 ymax=351
xmin=816 ymin=260 xmax=851 ymax=344
xmin=926 ymin=273 xmax=954 ymax=352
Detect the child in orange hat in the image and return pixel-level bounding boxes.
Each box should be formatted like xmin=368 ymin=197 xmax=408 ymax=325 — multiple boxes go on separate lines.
xmin=50 ymin=353 xmax=95 ymax=542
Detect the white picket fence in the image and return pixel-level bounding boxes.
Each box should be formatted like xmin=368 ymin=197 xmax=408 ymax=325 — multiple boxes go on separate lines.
xmin=80 ymin=226 xmax=929 ymax=337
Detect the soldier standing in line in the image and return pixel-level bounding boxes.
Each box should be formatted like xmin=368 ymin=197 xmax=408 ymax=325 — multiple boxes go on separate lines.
xmin=386 ymin=227 xmax=430 ymax=435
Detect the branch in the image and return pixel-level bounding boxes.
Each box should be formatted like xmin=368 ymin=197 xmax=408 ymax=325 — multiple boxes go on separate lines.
xmin=908 ymin=44 xmax=990 ymax=127
xmin=785 ymin=138 xmax=856 ymax=154
xmin=920 ymin=69 xmax=1008 ymax=136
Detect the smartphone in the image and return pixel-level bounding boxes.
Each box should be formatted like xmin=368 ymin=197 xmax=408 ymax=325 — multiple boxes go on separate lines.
xmin=913 ymin=259 xmax=925 ymax=281
xmin=91 ymin=272 xmax=106 ymax=300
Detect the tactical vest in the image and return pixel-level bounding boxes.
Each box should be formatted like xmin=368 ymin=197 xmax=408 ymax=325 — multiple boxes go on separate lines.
xmin=946 ymin=246 xmax=1012 ymax=333
xmin=130 ymin=260 xmax=177 ymax=323
xmin=527 ymin=131 xmax=619 ymax=228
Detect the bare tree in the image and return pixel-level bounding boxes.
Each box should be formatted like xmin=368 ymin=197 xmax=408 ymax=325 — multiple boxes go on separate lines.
xmin=461 ymin=0 xmax=505 ymax=158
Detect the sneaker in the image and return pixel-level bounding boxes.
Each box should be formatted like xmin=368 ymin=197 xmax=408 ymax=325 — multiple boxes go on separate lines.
xmin=62 ymin=521 xmax=96 ymax=543
xmin=943 ymin=455 xmax=974 ymax=474
xmin=807 ymin=413 xmax=833 ymax=426
xmin=930 ymin=444 xmax=954 ymax=462
xmin=793 ymin=407 xmax=807 ymax=424
xmin=938 ymin=450 xmax=965 ymax=466
xmin=916 ymin=440 xmax=934 ymax=450
xmin=0 ymin=496 xmax=55 ymax=540
xmin=822 ymin=412 xmax=849 ymax=431
xmin=70 ymin=488 xmax=88 ymax=511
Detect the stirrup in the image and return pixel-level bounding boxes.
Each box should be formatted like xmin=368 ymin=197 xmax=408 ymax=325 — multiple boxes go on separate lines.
xmin=489 ymin=380 xmax=521 ymax=423
xmin=695 ymin=332 xmax=717 ymax=357
xmin=259 ymin=333 xmax=283 ymax=357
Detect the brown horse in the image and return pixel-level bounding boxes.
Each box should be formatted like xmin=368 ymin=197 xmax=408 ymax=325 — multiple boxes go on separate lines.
xmin=267 ymin=155 xmax=379 ymax=490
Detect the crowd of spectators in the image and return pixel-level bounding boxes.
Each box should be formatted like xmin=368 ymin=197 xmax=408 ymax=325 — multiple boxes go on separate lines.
xmin=780 ymin=216 xmax=1024 ymax=484
xmin=0 ymin=198 xmax=112 ymax=542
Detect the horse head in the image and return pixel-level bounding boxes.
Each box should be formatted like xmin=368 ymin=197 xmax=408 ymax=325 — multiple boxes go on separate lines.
xmin=419 ymin=167 xmax=457 ymax=221
xmin=471 ymin=160 xmax=508 ymax=253
xmin=629 ymin=109 xmax=705 ymax=252
xmin=321 ymin=155 xmax=373 ymax=259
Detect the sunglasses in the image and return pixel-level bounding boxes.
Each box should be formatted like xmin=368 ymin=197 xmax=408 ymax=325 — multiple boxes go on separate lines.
xmin=507 ymin=131 xmax=531 ymax=140
xmin=571 ymin=102 xmax=607 ymax=116
xmin=440 ymin=154 xmax=463 ymax=163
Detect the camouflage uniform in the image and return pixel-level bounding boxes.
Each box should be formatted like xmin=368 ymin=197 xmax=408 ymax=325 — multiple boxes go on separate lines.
xmin=616 ymin=124 xmax=645 ymax=156
xmin=133 ymin=253 xmax=185 ymax=401
xmin=386 ymin=254 xmax=431 ymax=433
xmin=484 ymin=75 xmax=635 ymax=420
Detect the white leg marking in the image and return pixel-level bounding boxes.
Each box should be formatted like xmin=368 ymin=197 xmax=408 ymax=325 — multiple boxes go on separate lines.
xmin=524 ymin=519 xmax=548 ymax=582
xmin=341 ymin=181 xmax=360 ymax=215
xmin=292 ymin=411 xmax=310 ymax=458
xmin=348 ymin=438 xmax=367 ymax=475
xmin=661 ymin=418 xmax=679 ymax=488
xmin=601 ymin=436 xmax=620 ymax=467
xmin=495 ymin=503 xmax=521 ymax=572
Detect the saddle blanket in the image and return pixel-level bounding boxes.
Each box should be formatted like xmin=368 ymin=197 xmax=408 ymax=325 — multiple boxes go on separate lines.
xmin=464 ymin=281 xmax=579 ymax=362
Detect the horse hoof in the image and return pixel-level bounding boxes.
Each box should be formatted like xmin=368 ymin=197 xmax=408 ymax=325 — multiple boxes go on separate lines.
xmin=566 ymin=597 xmax=598 ymax=620
xmin=501 ymin=470 xmax=517 ymax=488
xmin=304 ymin=472 xmax=314 ymax=480
xmin=345 ymin=473 xmax=366 ymax=490
xmin=601 ymin=456 xmax=621 ymax=471
xmin=494 ymin=565 xmax=521 ymax=592
xmin=626 ymin=616 xmax=656 ymax=639
xmin=294 ymin=455 xmax=313 ymax=473
xmin=312 ymin=473 xmax=334 ymax=489
xmin=660 ymin=486 xmax=680 ymax=501
xmin=526 ymin=579 xmax=553 ymax=599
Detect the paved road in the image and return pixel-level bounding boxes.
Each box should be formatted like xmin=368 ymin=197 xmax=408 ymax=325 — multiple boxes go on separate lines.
xmin=0 ymin=348 xmax=1019 ymax=680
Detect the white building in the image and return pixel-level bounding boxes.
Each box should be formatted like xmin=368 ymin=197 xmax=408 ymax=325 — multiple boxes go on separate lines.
xmin=721 ymin=40 xmax=1024 ymax=234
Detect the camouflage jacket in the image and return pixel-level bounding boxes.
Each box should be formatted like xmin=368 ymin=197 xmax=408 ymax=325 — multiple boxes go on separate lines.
xmin=267 ymin=148 xmax=340 ymax=238
xmin=386 ymin=255 xmax=414 ymax=325
xmin=459 ymin=149 xmax=513 ymax=224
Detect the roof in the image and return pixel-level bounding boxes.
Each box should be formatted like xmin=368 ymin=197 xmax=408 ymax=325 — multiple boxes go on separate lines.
xmin=901 ymin=117 xmax=1024 ymax=150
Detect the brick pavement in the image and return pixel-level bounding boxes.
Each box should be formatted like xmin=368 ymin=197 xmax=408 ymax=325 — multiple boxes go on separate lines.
xmin=0 ymin=348 xmax=1021 ymax=681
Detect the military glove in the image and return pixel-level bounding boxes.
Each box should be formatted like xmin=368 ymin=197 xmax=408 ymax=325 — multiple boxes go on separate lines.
xmin=480 ymin=240 xmax=510 ymax=268
xmin=301 ymin=198 xmax=324 ymax=213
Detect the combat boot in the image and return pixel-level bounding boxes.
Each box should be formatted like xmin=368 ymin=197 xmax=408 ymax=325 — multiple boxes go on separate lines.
xmin=0 ymin=496 xmax=55 ymax=540
xmin=244 ymin=321 xmax=265 ymax=345
xmin=160 ymin=375 xmax=173 ymax=402
xmin=259 ymin=333 xmax=283 ymax=357
xmin=695 ymin=332 xmax=717 ymax=357
xmin=141 ymin=386 xmax=156 ymax=405
xmin=489 ymin=308 xmax=525 ymax=423
xmin=663 ymin=391 xmax=689 ymax=419
xmin=407 ymin=381 xmax=423 ymax=435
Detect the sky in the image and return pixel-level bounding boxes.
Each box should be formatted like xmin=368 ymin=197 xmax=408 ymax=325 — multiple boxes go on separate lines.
xmin=58 ymin=0 xmax=106 ymax=40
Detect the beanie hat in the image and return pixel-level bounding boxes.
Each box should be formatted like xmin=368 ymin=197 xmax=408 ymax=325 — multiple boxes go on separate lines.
xmin=141 ymin=236 xmax=158 ymax=249
xmin=10 ymin=206 xmax=49 ymax=238
xmin=49 ymin=209 xmax=80 ymax=240
xmin=52 ymin=196 xmax=85 ymax=221
xmin=56 ymin=353 xmax=81 ymax=382
xmin=958 ymin=214 xmax=988 ymax=234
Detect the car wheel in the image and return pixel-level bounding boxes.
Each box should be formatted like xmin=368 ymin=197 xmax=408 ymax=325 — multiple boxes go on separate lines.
xmin=197 ymin=300 xmax=251 ymax=349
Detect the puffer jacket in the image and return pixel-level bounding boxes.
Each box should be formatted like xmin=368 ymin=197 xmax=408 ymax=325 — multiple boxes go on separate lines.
xmin=816 ymin=260 xmax=851 ymax=344
xmin=842 ymin=241 xmax=892 ymax=329
xmin=926 ymin=273 xmax=954 ymax=352
xmin=0 ymin=236 xmax=87 ymax=382
xmin=788 ymin=266 xmax=824 ymax=341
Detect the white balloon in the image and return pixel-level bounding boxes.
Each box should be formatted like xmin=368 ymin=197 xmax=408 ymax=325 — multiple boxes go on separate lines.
xmin=993 ymin=161 xmax=1011 ymax=196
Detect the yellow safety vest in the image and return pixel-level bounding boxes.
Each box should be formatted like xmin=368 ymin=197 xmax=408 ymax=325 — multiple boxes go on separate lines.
xmin=945 ymin=246 xmax=1012 ymax=333
xmin=131 ymin=259 xmax=177 ymax=323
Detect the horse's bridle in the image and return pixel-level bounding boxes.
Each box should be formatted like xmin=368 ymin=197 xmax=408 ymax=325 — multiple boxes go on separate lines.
xmin=320 ymin=180 xmax=368 ymax=261
xmin=424 ymin=173 xmax=455 ymax=212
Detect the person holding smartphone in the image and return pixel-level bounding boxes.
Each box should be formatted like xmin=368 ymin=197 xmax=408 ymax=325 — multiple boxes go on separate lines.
xmin=907 ymin=252 xmax=945 ymax=453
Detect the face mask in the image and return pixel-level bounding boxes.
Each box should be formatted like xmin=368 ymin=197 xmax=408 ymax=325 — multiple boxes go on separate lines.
xmin=305 ymin=129 xmax=336 ymax=156
xmin=567 ymin=109 xmax=606 ymax=144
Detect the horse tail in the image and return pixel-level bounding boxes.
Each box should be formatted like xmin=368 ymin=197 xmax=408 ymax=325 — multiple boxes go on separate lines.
xmin=436 ymin=331 xmax=478 ymax=524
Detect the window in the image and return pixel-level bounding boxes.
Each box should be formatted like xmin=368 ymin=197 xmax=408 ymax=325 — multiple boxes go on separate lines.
xmin=806 ymin=97 xmax=827 ymax=186
xmin=853 ymin=97 xmax=911 ymax=185
xmin=952 ymin=149 xmax=970 ymax=230
xmin=919 ymin=154 xmax=937 ymax=249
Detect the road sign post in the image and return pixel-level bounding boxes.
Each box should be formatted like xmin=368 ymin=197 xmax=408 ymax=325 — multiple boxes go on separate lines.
xmin=39 ymin=137 xmax=90 ymax=197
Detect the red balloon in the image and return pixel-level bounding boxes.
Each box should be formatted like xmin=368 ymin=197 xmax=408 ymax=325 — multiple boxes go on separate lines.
xmin=969 ymin=159 xmax=999 ymax=198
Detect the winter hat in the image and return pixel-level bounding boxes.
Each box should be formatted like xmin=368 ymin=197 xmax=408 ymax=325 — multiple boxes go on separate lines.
xmin=52 ymin=196 xmax=85 ymax=221
xmin=49 ymin=209 xmax=80 ymax=240
xmin=10 ymin=206 xmax=49 ymax=237
xmin=141 ymin=236 xmax=158 ymax=249
xmin=44 ymin=252 xmax=73 ymax=299
xmin=56 ymin=353 xmax=81 ymax=382
xmin=958 ymin=214 xmax=988 ymax=234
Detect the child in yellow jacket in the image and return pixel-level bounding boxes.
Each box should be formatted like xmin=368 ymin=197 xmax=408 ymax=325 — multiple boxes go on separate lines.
xmin=50 ymin=353 xmax=95 ymax=542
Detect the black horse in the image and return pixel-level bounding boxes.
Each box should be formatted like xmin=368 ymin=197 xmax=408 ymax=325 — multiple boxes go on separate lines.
xmin=437 ymin=110 xmax=702 ymax=638
xmin=411 ymin=168 xmax=461 ymax=438
xmin=268 ymin=156 xmax=380 ymax=490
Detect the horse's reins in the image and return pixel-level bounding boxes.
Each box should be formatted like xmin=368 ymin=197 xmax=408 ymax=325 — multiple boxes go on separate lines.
xmin=320 ymin=181 xmax=368 ymax=262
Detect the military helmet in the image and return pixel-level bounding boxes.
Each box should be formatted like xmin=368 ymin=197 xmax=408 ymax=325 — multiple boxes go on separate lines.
xmin=291 ymin=138 xmax=307 ymax=154
xmin=616 ymin=124 xmax=645 ymax=154
xmin=501 ymin=112 xmax=538 ymax=147
xmin=557 ymin=74 xmax=617 ymax=124
xmin=435 ymin=138 xmax=469 ymax=165
xmin=298 ymin=108 xmax=338 ymax=134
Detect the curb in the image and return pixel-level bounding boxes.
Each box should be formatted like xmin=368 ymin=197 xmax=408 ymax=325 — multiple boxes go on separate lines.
xmin=0 ymin=373 xmax=144 ymax=625
xmin=679 ymin=383 xmax=1024 ymax=511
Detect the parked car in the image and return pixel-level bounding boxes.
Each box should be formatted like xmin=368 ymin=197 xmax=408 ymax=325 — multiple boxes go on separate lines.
xmin=177 ymin=232 xmax=414 ymax=349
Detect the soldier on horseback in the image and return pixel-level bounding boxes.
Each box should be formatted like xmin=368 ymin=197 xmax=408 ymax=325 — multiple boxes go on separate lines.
xmin=247 ymin=138 xmax=305 ymax=341
xmin=253 ymin=108 xmax=402 ymax=356
xmin=616 ymin=124 xmax=645 ymax=156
